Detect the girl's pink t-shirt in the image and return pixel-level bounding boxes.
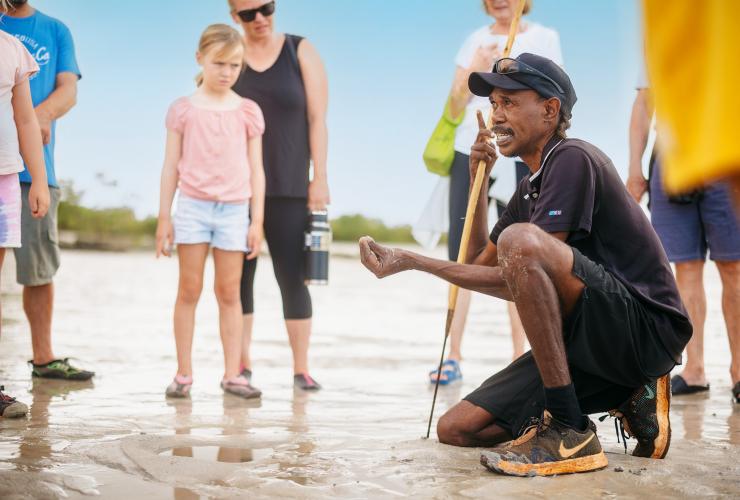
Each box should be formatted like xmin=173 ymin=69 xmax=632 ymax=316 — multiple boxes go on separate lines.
xmin=0 ymin=31 xmax=39 ymax=175
xmin=166 ymin=96 xmax=264 ymax=203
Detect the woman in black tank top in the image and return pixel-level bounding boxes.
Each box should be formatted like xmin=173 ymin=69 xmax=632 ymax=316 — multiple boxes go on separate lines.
xmin=230 ymin=0 xmax=329 ymax=392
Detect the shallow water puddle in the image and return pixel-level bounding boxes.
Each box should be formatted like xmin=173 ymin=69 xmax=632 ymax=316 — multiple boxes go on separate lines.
xmin=0 ymin=441 xmax=19 ymax=461
xmin=159 ymin=445 xmax=273 ymax=463
xmin=1 ymin=251 xmax=739 ymax=497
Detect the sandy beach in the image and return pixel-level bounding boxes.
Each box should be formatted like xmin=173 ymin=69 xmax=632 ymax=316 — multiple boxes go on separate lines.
xmin=0 ymin=245 xmax=738 ymax=498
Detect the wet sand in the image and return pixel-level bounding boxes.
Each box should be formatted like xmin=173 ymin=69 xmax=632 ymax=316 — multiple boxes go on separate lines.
xmin=0 ymin=246 xmax=738 ymax=498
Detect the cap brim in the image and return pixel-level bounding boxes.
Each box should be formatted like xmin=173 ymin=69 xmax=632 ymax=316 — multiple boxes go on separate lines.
xmin=468 ymin=72 xmax=531 ymax=97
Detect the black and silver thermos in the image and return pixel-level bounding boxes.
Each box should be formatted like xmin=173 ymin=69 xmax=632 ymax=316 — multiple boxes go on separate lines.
xmin=304 ymin=210 xmax=331 ymax=285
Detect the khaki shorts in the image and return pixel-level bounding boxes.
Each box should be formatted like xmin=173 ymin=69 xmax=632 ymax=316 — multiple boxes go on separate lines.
xmin=14 ymin=184 xmax=61 ymax=286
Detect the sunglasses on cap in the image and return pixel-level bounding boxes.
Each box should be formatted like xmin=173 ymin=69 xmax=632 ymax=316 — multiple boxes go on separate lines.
xmin=236 ymin=1 xmax=275 ymax=22
xmin=494 ymin=57 xmax=565 ymax=94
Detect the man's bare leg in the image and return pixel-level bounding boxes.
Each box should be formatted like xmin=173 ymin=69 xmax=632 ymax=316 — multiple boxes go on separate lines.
xmin=437 ymin=400 xmax=512 ymax=447
xmin=716 ymin=261 xmax=740 ymax=385
xmin=437 ymin=223 xmax=588 ymax=446
xmin=359 ymin=228 xmax=614 ymax=473
xmin=24 ymin=283 xmax=55 ymax=365
xmin=496 ymin=224 xmax=584 ymax=389
xmin=729 ymin=176 xmax=740 ymax=220
xmin=674 ymin=261 xmax=708 ymax=386
xmin=359 ymin=225 xmax=586 ymax=426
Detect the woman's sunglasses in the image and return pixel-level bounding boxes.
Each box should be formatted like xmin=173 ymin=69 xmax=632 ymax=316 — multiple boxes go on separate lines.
xmin=494 ymin=58 xmax=565 ymax=94
xmin=236 ymin=1 xmax=275 ymax=22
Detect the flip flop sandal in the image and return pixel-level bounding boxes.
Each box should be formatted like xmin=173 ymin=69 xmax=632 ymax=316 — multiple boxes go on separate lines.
xmin=221 ymin=375 xmax=262 ymax=399
xmin=671 ymin=374 xmax=709 ymax=395
xmin=429 ymin=359 xmax=462 ymax=386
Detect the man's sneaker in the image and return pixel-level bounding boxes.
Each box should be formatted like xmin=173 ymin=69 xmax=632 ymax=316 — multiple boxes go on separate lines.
xmin=30 ymin=358 xmax=95 ymax=381
xmin=480 ymin=411 xmax=608 ymax=477
xmin=294 ymin=373 xmax=321 ymax=391
xmin=606 ymin=374 xmax=671 ymax=459
xmin=166 ymin=375 xmax=193 ymax=398
xmin=221 ymin=375 xmax=261 ymax=399
xmin=0 ymin=386 xmax=28 ymax=418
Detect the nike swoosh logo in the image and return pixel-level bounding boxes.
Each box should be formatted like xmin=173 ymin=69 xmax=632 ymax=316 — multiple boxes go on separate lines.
xmin=559 ymin=433 xmax=595 ymax=459
xmin=645 ymin=384 xmax=655 ymax=399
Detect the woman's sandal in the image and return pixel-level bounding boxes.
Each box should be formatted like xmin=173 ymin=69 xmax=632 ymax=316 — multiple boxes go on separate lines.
xmin=428 ymin=359 xmax=463 ymax=386
xmin=671 ymin=374 xmax=709 ymax=395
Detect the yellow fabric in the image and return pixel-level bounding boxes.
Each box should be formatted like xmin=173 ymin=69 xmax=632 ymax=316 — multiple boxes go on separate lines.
xmin=643 ymin=0 xmax=740 ymax=193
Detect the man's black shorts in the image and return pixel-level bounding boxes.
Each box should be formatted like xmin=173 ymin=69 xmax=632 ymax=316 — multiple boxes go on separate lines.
xmin=463 ymin=247 xmax=678 ymax=437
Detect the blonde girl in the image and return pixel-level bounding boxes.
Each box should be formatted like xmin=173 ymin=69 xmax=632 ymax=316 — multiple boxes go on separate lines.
xmin=156 ymin=24 xmax=265 ymax=399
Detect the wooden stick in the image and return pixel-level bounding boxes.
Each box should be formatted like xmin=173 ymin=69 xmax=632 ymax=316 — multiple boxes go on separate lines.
xmin=425 ymin=0 xmax=527 ymax=440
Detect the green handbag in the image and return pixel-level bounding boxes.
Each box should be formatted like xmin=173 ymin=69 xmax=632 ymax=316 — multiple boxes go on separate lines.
xmin=423 ymin=99 xmax=465 ymax=176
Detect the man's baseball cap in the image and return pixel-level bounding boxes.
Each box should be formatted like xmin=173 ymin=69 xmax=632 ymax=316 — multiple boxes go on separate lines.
xmin=468 ymin=53 xmax=577 ymax=119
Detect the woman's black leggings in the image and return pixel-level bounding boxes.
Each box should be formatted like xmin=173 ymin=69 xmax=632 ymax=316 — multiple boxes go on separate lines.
xmin=240 ymin=197 xmax=312 ymax=319
xmin=448 ymin=152 xmax=472 ymax=261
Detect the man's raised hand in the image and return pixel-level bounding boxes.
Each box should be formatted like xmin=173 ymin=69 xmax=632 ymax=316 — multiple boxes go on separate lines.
xmin=469 ymin=109 xmax=498 ymax=180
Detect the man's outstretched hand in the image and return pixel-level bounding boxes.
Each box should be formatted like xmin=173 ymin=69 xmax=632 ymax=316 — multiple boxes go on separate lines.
xmin=358 ymin=236 xmax=410 ymax=279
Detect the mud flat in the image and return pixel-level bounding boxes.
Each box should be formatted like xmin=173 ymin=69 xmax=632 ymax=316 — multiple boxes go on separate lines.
xmin=0 ymin=249 xmax=738 ymax=498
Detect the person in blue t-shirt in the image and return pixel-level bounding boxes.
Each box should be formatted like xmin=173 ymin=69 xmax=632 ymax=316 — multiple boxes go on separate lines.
xmin=0 ymin=0 xmax=94 ymax=381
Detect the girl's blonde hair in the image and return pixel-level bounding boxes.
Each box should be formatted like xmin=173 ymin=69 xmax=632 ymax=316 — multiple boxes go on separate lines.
xmin=482 ymin=0 xmax=532 ymax=16
xmin=0 ymin=0 xmax=13 ymax=13
xmin=194 ymin=23 xmax=245 ymax=86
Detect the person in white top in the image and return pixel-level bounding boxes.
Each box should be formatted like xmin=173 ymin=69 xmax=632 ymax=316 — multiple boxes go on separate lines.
xmin=430 ymin=0 xmax=563 ymax=385
xmin=0 ymin=21 xmax=49 ymax=418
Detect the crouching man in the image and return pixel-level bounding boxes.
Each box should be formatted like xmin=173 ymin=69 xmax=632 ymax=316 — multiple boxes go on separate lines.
xmin=359 ymin=53 xmax=691 ymax=476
